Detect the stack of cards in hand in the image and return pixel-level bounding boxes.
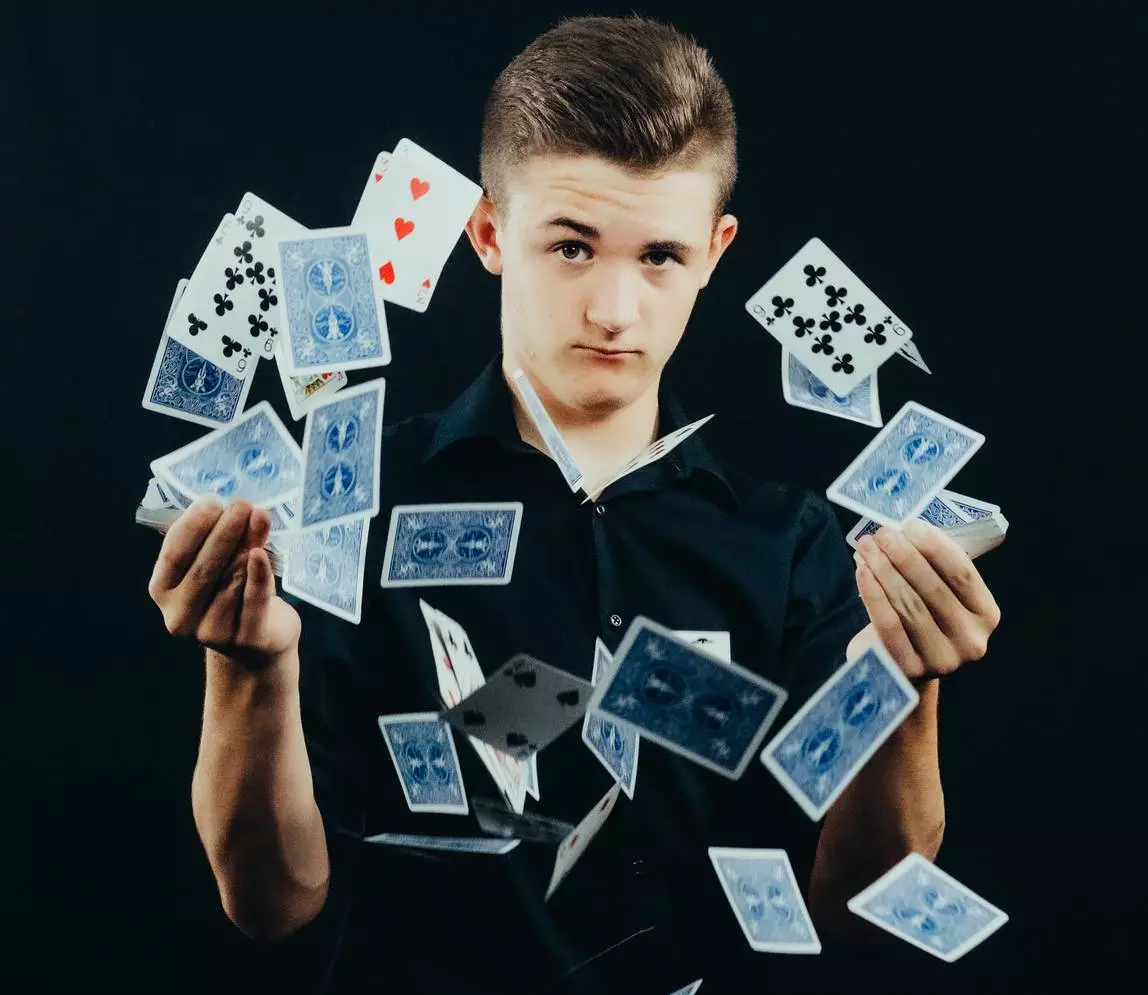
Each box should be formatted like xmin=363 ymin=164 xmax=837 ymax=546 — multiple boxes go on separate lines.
xmin=136 ymin=137 xmax=1010 ymax=973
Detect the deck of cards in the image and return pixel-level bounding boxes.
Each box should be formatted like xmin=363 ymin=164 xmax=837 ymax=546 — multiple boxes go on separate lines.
xmin=137 ymin=142 xmax=1012 ymax=974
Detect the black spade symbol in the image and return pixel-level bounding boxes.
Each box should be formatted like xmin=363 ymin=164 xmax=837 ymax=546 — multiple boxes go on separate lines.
xmin=556 ymin=690 xmax=580 ymax=707
xmin=462 ymin=709 xmax=486 ymax=727
xmin=506 ymin=731 xmax=528 ymax=748
xmin=513 ymin=669 xmax=537 ymax=689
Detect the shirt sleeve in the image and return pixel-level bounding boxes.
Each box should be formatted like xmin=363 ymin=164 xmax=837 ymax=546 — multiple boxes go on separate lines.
xmin=775 ymin=489 xmax=871 ymax=706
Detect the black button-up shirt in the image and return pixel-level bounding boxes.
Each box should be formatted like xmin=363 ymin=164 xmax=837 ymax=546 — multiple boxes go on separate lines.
xmin=274 ymin=354 xmax=869 ymax=995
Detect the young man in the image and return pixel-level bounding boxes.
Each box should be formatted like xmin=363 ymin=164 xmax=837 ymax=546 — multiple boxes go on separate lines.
xmin=153 ymin=14 xmax=999 ymax=994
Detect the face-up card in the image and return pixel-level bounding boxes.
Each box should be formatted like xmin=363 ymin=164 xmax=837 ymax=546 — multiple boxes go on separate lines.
xmin=510 ymin=368 xmax=584 ymax=491
xmin=276 ymin=335 xmax=348 ymax=422
xmin=583 ymin=415 xmax=715 ymax=503
xmin=442 ymin=654 xmax=593 ymax=761
xmin=781 ymin=350 xmax=882 ymax=429
xmin=164 ymin=214 xmax=258 ymax=379
xmin=545 ymin=783 xmax=622 ymax=901
xmin=897 ymin=338 xmax=932 ymax=374
xmin=673 ymin=630 xmax=732 ymax=663
xmin=149 ymin=400 xmax=303 ymax=508
xmin=281 ymin=517 xmax=369 ymax=624
xmin=582 ymin=638 xmax=640 ymax=799
xmin=472 ymin=795 xmax=574 ymax=845
xmin=299 ymin=378 xmax=385 ymax=532
xmin=588 ymin=616 xmax=788 ymax=780
xmin=524 ymin=753 xmax=540 ymax=801
xmin=708 ymin=847 xmax=821 ymax=954
xmin=366 ymin=137 xmax=483 ymax=312
xmin=363 ymin=832 xmax=520 ymax=855
xmin=760 ymin=642 xmax=919 ymax=820
xmin=143 ymin=278 xmax=255 ymax=428
xmin=419 ymin=599 xmax=464 ymax=708
xmin=351 ymin=149 xmax=395 ymax=228
xmin=377 ymin=712 xmax=468 ymax=814
xmin=380 ymin=502 xmax=524 ymax=587
xmin=745 ymin=237 xmax=914 ymax=396
xmin=847 ymin=852 xmax=1009 ymax=961
xmin=276 ymin=226 xmax=392 ymax=377
xmin=826 ymin=401 xmax=985 ymax=528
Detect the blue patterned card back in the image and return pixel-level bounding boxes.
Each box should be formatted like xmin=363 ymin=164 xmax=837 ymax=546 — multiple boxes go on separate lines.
xmin=281 ymin=518 xmax=368 ymax=624
xmin=582 ymin=638 xmax=640 ymax=798
xmin=380 ymin=502 xmax=523 ymax=587
xmin=588 ymin=617 xmax=788 ymax=779
xmin=761 ymin=644 xmax=918 ymax=820
xmin=377 ymin=713 xmax=468 ymax=815
xmin=708 ymin=848 xmax=821 ymax=953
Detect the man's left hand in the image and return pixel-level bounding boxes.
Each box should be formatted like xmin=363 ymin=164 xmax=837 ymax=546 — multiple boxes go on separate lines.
xmin=847 ymin=519 xmax=1001 ymax=680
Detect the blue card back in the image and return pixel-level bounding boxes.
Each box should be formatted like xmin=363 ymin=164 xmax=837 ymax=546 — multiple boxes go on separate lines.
xmin=377 ymin=713 xmax=468 ymax=815
xmin=281 ymin=518 xmax=368 ymax=624
xmin=709 ymin=847 xmax=821 ymax=953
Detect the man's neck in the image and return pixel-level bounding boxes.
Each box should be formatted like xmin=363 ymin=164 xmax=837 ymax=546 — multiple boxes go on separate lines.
xmin=502 ymin=364 xmax=660 ymax=489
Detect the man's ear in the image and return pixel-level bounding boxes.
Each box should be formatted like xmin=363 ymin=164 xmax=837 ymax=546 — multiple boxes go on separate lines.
xmin=464 ymin=195 xmax=503 ymax=275
xmin=699 ymin=213 xmax=738 ymax=290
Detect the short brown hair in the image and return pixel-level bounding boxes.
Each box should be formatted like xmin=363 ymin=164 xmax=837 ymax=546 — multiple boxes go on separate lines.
xmin=479 ymin=14 xmax=738 ymax=227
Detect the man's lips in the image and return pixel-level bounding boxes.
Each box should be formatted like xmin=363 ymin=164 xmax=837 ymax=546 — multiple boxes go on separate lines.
xmin=575 ymin=345 xmax=639 ymax=356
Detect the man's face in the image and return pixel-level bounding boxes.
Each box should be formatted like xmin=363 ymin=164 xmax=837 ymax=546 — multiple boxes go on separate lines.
xmin=465 ymin=153 xmax=738 ymax=417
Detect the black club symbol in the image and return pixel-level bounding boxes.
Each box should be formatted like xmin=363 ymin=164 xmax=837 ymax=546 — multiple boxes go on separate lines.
xmin=802 ymin=263 xmax=826 ymax=286
xmin=247 ymin=314 xmax=269 ymax=338
xmin=246 ymin=260 xmax=269 ymax=285
xmin=863 ymin=322 xmax=887 ymax=345
xmin=831 ymin=353 xmax=855 ymax=375
xmin=212 ymin=293 xmax=234 ymax=317
xmin=770 ymin=294 xmax=794 ymax=317
xmin=233 ymin=240 xmax=254 ymax=265
xmin=245 ymin=214 xmax=266 ymax=238
xmin=843 ymin=304 xmax=868 ymax=326
xmin=220 ymin=336 xmax=250 ymax=359
xmin=825 ymin=285 xmax=847 ymax=307
xmin=811 ymin=334 xmax=836 ymax=356
xmin=819 ymin=310 xmax=842 ymax=333
xmin=257 ymin=286 xmax=278 ymax=312
xmin=223 ymin=267 xmax=245 ymax=291
xmin=185 ymin=313 xmax=207 ymax=337
xmin=793 ymin=316 xmax=816 ymax=338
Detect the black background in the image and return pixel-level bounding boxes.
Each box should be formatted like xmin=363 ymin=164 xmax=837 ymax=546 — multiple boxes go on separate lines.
xmin=3 ymin=2 xmax=1144 ymax=991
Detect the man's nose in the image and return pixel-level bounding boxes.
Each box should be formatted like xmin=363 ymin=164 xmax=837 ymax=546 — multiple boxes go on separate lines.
xmin=585 ymin=266 xmax=642 ymax=333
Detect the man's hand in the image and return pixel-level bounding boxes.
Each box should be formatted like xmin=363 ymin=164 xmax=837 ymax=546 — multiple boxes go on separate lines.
xmin=846 ymin=519 xmax=1001 ymax=680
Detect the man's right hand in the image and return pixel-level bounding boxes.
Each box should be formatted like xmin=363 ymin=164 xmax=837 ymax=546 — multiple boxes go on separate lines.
xmin=148 ymin=493 xmax=302 ymax=672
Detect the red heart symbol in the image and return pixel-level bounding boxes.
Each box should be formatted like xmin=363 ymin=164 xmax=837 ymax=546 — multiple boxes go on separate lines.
xmin=374 ymin=172 xmax=384 ymax=183
xmin=410 ymin=177 xmax=430 ymax=200
xmin=422 ymin=279 xmax=431 ymax=288
xmin=394 ymin=217 xmax=415 ymax=240
xmin=378 ymin=261 xmax=395 ymax=285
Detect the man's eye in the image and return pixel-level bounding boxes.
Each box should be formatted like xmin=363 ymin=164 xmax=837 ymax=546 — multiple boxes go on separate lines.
xmin=552 ymin=242 xmax=681 ymax=267
xmin=555 ymin=241 xmax=589 ymax=261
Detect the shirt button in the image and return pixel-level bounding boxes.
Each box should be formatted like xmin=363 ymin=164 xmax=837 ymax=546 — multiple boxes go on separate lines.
xmin=631 ymin=857 xmax=647 ymax=876
xmin=609 ymin=614 xmax=623 ymax=628
xmin=595 ymin=503 xmax=606 ymax=516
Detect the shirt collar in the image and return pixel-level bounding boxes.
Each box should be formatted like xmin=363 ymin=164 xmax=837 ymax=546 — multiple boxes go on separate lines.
xmin=423 ymin=354 xmax=742 ymax=513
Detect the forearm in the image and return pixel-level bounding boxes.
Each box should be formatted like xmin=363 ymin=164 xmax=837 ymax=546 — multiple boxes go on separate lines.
xmin=807 ymin=678 xmax=945 ymax=941
xmin=191 ymin=647 xmax=329 ymax=941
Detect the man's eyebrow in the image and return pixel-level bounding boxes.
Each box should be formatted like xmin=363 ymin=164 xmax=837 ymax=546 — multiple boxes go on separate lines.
xmin=541 ymin=216 xmax=695 ymax=257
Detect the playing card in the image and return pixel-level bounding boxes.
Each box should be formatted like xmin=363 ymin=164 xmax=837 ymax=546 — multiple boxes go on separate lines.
xmin=276 ymin=226 xmax=392 ymax=377
xmin=281 ymin=517 xmax=369 ymax=624
xmin=667 ymin=982 xmax=703 ymax=995
xmin=673 ymin=630 xmax=731 ymax=663
xmin=781 ymin=350 xmax=882 ymax=428
xmin=936 ymin=488 xmax=1000 ymax=521
xmin=164 ymin=214 xmax=259 ymax=379
xmin=826 ymin=401 xmax=985 ymax=528
xmin=708 ymin=847 xmax=821 ymax=954
xmin=351 ymin=149 xmax=394 ymax=228
xmin=149 ymin=400 xmax=303 ymax=508
xmin=442 ymin=654 xmax=593 ymax=761
xmin=760 ymin=641 xmax=919 ymax=821
xmin=545 ymin=783 xmax=622 ymax=901
xmin=419 ymin=599 xmax=464 ymax=708
xmin=582 ymin=415 xmax=715 ymax=503
xmin=377 ymin=712 xmax=468 ymax=815
xmin=582 ymin=638 xmax=640 ymax=799
xmin=745 ymin=237 xmax=914 ymax=396
xmin=143 ymin=277 xmax=255 ymax=428
xmin=472 ymin=795 xmax=574 ymax=845
xmin=275 ymin=335 xmax=348 ymax=422
xmin=366 ymin=137 xmax=483 ymax=312
xmin=380 ymin=502 xmax=524 ymax=587
xmin=362 ymin=832 xmax=520 ymax=855
xmin=510 ymin=368 xmax=584 ymax=491
xmin=525 ymin=753 xmax=540 ymax=801
xmin=299 ymin=378 xmax=385 ymax=532
xmin=846 ymin=491 xmax=970 ymax=551
xmin=847 ymin=852 xmax=1008 ymax=961
xmin=897 ymin=338 xmax=932 ymax=374
xmin=588 ymin=616 xmax=788 ymax=780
